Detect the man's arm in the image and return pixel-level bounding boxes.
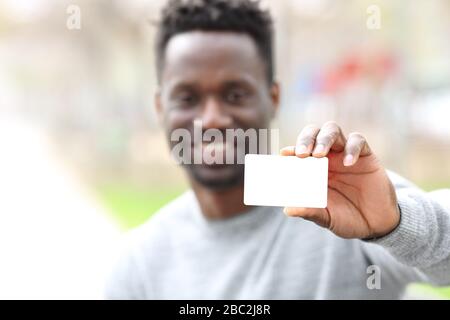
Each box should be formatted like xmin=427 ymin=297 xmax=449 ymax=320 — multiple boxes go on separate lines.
xmin=364 ymin=171 xmax=450 ymax=286
xmin=281 ymin=121 xmax=450 ymax=286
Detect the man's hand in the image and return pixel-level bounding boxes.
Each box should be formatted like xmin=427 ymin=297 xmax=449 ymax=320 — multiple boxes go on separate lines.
xmin=280 ymin=121 xmax=400 ymax=239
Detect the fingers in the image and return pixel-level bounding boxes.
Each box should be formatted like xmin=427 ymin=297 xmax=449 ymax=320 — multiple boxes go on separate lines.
xmin=279 ymin=145 xmax=295 ymax=156
xmin=280 ymin=121 xmax=372 ymax=167
xmin=312 ymin=121 xmax=346 ymax=157
xmin=294 ymin=125 xmax=320 ymax=158
xmin=284 ymin=207 xmax=330 ymax=229
xmin=343 ymin=132 xmax=372 ymax=166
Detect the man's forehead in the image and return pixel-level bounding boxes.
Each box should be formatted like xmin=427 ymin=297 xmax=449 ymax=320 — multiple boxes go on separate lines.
xmin=162 ymin=31 xmax=266 ymax=82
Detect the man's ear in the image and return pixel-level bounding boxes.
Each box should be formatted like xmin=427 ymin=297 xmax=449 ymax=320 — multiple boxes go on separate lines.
xmin=154 ymin=87 xmax=164 ymax=124
xmin=269 ymin=81 xmax=280 ymax=118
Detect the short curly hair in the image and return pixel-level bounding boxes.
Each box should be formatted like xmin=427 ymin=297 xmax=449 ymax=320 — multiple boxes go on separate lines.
xmin=155 ymin=0 xmax=274 ymax=84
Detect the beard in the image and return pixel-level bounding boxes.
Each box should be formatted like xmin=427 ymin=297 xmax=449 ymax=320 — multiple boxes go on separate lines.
xmin=167 ymin=121 xmax=272 ymax=191
xmin=185 ymin=162 xmax=244 ymax=191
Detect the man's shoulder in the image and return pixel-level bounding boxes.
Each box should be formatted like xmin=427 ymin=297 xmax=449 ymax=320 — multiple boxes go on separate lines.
xmin=107 ymin=190 xmax=196 ymax=277
xmin=127 ymin=189 xmax=197 ymax=245
xmin=148 ymin=189 xmax=196 ymax=224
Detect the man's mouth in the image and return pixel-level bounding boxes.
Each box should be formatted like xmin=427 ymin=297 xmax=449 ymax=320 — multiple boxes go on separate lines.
xmin=202 ymin=141 xmax=232 ymax=155
xmin=189 ymin=141 xmax=239 ymax=166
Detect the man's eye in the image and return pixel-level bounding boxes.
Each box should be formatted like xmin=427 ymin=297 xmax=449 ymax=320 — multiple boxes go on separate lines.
xmin=176 ymin=93 xmax=197 ymax=107
xmin=225 ymin=89 xmax=247 ymax=104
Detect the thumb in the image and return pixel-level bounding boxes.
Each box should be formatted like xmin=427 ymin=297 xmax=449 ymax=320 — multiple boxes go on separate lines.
xmin=284 ymin=207 xmax=330 ymax=229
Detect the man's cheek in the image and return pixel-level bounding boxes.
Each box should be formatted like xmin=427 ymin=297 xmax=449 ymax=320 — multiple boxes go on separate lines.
xmin=231 ymin=108 xmax=262 ymax=126
xmin=165 ymin=112 xmax=193 ymax=131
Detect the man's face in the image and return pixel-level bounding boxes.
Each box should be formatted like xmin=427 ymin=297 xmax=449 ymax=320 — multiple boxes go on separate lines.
xmin=156 ymin=31 xmax=279 ymax=190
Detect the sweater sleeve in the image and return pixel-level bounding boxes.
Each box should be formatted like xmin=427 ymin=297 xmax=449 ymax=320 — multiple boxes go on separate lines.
xmin=363 ymin=170 xmax=450 ymax=286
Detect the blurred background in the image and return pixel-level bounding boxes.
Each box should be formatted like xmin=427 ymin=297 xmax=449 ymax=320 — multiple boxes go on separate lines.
xmin=0 ymin=0 xmax=449 ymax=299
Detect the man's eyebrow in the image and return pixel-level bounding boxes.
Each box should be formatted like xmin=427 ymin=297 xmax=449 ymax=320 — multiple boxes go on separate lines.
xmin=165 ymin=74 xmax=259 ymax=92
xmin=221 ymin=77 xmax=257 ymax=89
xmin=167 ymin=81 xmax=198 ymax=93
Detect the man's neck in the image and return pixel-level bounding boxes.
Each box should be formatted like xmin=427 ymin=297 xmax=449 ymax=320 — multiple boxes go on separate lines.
xmin=190 ymin=179 xmax=249 ymax=220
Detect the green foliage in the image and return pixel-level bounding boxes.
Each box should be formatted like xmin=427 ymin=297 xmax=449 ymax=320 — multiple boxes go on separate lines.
xmin=95 ymin=183 xmax=186 ymax=229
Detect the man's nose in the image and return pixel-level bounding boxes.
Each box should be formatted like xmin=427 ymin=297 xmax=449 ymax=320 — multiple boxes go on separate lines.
xmin=199 ymin=97 xmax=233 ymax=129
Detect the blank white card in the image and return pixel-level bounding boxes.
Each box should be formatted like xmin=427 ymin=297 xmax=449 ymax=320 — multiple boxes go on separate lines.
xmin=244 ymin=154 xmax=328 ymax=208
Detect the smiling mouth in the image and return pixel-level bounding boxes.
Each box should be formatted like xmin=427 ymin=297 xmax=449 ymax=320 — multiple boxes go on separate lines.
xmin=188 ymin=141 xmax=241 ymax=166
xmin=202 ymin=141 xmax=233 ymax=154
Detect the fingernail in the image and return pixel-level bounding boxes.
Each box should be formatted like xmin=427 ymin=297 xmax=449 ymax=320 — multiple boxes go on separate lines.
xmin=344 ymin=154 xmax=354 ymax=166
xmin=296 ymin=145 xmax=307 ymax=155
xmin=283 ymin=208 xmax=289 ymax=215
xmin=314 ymin=144 xmax=325 ymax=154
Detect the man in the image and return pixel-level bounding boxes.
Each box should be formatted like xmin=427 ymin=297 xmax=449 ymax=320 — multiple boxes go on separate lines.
xmin=106 ymin=0 xmax=450 ymax=299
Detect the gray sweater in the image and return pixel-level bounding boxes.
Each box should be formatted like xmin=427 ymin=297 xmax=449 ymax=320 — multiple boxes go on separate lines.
xmin=105 ymin=171 xmax=450 ymax=299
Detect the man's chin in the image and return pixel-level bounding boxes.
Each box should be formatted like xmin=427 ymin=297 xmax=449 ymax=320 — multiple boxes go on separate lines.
xmin=186 ymin=164 xmax=244 ymax=190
